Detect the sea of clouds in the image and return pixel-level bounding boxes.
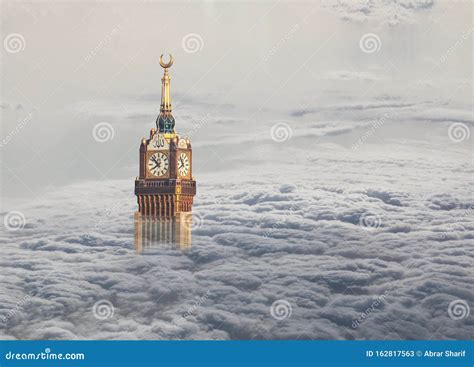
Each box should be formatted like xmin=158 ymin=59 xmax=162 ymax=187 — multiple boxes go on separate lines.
xmin=1 ymin=121 xmax=472 ymax=339
xmin=1 ymin=0 xmax=472 ymax=340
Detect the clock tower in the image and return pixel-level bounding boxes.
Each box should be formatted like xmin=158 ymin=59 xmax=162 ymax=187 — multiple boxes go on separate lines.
xmin=135 ymin=55 xmax=196 ymax=218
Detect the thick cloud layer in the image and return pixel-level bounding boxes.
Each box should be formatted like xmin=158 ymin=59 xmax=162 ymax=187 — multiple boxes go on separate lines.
xmin=0 ymin=0 xmax=472 ymax=341
xmin=1 ymin=132 xmax=472 ymax=340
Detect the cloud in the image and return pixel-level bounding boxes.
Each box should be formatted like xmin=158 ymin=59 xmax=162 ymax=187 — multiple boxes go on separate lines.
xmin=413 ymin=108 xmax=474 ymax=125
xmin=322 ymin=0 xmax=435 ymax=26
xmin=322 ymin=70 xmax=385 ymax=82
xmin=0 ymin=126 xmax=472 ymax=340
xmin=290 ymin=100 xmax=417 ymax=117
xmin=0 ymin=1 xmax=471 ymax=341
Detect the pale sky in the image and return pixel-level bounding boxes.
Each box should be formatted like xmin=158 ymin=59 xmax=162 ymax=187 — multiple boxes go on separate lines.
xmin=1 ymin=1 xmax=473 ymax=341
xmin=1 ymin=0 xmax=472 ymax=200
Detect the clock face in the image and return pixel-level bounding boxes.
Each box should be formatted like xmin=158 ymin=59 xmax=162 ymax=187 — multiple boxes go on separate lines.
xmin=148 ymin=152 xmax=169 ymax=177
xmin=177 ymin=152 xmax=190 ymax=177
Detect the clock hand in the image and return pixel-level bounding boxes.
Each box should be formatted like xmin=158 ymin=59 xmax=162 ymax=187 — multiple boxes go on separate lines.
xmin=152 ymin=157 xmax=161 ymax=167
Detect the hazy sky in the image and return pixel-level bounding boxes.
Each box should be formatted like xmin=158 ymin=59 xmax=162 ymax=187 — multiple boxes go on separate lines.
xmin=1 ymin=0 xmax=472 ymax=202
xmin=0 ymin=1 xmax=473 ymax=341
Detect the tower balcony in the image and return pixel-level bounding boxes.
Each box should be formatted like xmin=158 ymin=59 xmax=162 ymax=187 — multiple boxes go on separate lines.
xmin=134 ymin=178 xmax=196 ymax=196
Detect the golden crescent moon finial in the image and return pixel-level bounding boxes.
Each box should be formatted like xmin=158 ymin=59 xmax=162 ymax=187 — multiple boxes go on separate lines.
xmin=159 ymin=54 xmax=173 ymax=69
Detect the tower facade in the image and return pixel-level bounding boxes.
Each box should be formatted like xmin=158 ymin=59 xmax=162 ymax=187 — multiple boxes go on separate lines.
xmin=135 ymin=55 xmax=196 ymax=218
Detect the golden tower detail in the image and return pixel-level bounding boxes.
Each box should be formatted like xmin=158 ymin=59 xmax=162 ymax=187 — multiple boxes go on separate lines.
xmin=135 ymin=55 xmax=196 ymax=218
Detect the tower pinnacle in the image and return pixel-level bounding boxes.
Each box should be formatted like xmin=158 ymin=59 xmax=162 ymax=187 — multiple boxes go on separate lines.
xmin=135 ymin=54 xmax=196 ymax=220
xmin=157 ymin=54 xmax=175 ymax=134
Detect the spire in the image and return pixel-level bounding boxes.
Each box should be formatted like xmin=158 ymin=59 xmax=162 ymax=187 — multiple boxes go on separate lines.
xmin=156 ymin=54 xmax=175 ymax=134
